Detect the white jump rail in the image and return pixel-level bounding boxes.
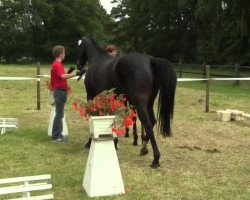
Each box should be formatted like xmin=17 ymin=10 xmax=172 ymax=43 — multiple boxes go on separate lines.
xmin=0 ymin=76 xmax=249 ymax=82
xmin=0 ymin=77 xmax=37 ymax=81
xmin=0 ymin=75 xmax=85 ymax=81
xmin=217 ymin=109 xmax=250 ymax=122
xmin=38 ymin=74 xmax=85 ymax=80
xmin=1 ymin=75 xmax=250 ymax=112
xmin=0 ymin=118 xmax=18 ymax=135
xmin=177 ymin=77 xmax=250 ymax=81
xmin=0 ymin=174 xmax=53 ymax=200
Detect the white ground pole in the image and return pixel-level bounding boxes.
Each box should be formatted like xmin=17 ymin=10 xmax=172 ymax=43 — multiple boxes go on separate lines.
xmin=83 ymin=138 xmax=125 ymax=197
xmin=48 ymin=91 xmax=68 ymax=136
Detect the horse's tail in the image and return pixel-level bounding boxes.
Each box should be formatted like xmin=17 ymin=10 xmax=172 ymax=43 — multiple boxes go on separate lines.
xmin=151 ymin=57 xmax=177 ymax=137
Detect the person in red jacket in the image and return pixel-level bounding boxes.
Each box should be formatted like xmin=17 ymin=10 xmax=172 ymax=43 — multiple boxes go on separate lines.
xmin=50 ymin=45 xmax=79 ymax=142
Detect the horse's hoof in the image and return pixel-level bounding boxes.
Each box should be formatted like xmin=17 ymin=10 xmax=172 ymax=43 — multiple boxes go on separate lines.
xmin=133 ymin=141 xmax=138 ymax=146
xmin=85 ymin=142 xmax=91 ymax=149
xmin=140 ymin=148 xmax=148 ymax=155
xmin=150 ymin=162 xmax=160 ymax=168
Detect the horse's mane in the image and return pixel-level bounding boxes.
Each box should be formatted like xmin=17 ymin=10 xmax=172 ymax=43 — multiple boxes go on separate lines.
xmin=84 ymin=36 xmax=106 ymax=54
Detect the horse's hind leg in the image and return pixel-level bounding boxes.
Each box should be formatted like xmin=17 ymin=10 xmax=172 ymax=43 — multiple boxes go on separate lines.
xmin=141 ymin=124 xmax=145 ymax=145
xmin=141 ymin=90 xmax=158 ymax=145
xmin=136 ymin=103 xmax=160 ymax=168
xmin=140 ymin=91 xmax=157 ymax=152
xmin=147 ymin=94 xmax=157 ymax=128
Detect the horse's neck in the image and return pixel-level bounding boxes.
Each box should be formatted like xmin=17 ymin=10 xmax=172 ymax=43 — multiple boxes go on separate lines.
xmin=90 ymin=52 xmax=105 ymax=64
xmin=86 ymin=43 xmax=103 ymax=62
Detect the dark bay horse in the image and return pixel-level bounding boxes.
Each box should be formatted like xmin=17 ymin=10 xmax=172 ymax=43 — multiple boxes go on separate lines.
xmin=76 ymin=36 xmax=177 ymax=168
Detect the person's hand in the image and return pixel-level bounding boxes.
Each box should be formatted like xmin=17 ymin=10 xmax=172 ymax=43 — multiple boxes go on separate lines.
xmin=67 ymin=66 xmax=75 ymax=74
xmin=76 ymin=70 xmax=82 ymax=76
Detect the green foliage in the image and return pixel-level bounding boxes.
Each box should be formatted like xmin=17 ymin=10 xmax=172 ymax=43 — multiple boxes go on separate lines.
xmin=109 ymin=0 xmax=250 ymax=64
xmin=0 ymin=0 xmax=111 ymax=62
xmin=1 ymin=0 xmax=250 ymax=64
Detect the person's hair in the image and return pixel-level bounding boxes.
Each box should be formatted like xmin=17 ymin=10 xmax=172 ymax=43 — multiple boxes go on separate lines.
xmin=105 ymin=45 xmax=117 ymax=52
xmin=52 ymin=45 xmax=65 ymax=58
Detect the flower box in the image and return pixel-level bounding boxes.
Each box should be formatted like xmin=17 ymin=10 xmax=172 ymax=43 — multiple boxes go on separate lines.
xmin=89 ymin=116 xmax=116 ymax=139
xmin=72 ymin=89 xmax=136 ymax=136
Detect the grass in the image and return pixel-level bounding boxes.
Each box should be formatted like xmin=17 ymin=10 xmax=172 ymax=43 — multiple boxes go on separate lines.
xmin=0 ymin=64 xmax=250 ymax=200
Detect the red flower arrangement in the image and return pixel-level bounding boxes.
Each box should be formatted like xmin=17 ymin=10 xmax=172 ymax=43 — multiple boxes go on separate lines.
xmin=72 ymin=90 xmax=136 ymax=135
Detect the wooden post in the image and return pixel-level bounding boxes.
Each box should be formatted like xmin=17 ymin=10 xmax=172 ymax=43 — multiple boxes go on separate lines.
xmin=234 ymin=63 xmax=240 ymax=85
xmin=205 ymin=65 xmax=210 ymax=113
xmin=36 ymin=62 xmax=41 ymax=110
xmin=202 ymin=62 xmax=206 ymax=79
xmin=178 ymin=61 xmax=183 ymax=78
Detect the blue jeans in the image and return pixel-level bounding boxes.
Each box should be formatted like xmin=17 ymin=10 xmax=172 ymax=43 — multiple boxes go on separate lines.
xmin=52 ymin=89 xmax=67 ymax=139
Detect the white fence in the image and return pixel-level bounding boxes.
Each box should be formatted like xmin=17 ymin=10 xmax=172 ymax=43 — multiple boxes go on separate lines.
xmin=0 ymin=63 xmax=250 ymax=112
xmin=0 ymin=174 xmax=53 ymax=199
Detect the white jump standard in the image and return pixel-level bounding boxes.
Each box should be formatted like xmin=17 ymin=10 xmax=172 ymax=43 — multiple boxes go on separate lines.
xmin=216 ymin=109 xmax=250 ymax=122
xmin=83 ymin=116 xmax=125 ymax=197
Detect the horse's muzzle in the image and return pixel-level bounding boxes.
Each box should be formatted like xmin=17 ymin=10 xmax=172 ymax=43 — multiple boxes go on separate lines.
xmin=76 ymin=61 xmax=83 ymax=70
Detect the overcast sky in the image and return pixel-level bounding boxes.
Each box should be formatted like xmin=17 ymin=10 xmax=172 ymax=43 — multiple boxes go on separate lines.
xmin=99 ymin=0 xmax=117 ymax=14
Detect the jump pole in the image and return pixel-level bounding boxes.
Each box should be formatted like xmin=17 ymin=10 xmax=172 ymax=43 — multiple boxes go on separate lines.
xmin=36 ymin=62 xmax=41 ymax=110
xmin=205 ymin=65 xmax=210 ymax=113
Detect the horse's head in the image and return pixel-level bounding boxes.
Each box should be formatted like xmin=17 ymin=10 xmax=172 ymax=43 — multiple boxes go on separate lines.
xmin=77 ymin=37 xmax=88 ymax=70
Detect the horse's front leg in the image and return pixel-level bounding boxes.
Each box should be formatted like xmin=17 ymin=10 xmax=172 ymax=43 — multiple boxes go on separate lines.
xmin=114 ymin=137 xmax=118 ymax=150
xmin=141 ymin=123 xmax=145 ymax=145
xmin=85 ymin=137 xmax=92 ymax=148
xmin=132 ymin=121 xmax=138 ymax=146
xmin=84 ymin=88 xmax=95 ymax=149
xmin=124 ymin=122 xmax=139 ymax=146
xmin=125 ymin=127 xmax=129 ymax=138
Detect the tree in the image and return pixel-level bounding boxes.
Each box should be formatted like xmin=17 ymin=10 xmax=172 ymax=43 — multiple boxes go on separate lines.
xmin=0 ymin=0 xmax=112 ymax=62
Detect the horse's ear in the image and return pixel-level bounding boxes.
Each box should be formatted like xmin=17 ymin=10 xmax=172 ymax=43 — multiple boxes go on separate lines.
xmin=76 ymin=32 xmax=82 ymax=39
xmin=82 ymin=32 xmax=90 ymax=38
xmin=76 ymin=32 xmax=83 ymax=46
